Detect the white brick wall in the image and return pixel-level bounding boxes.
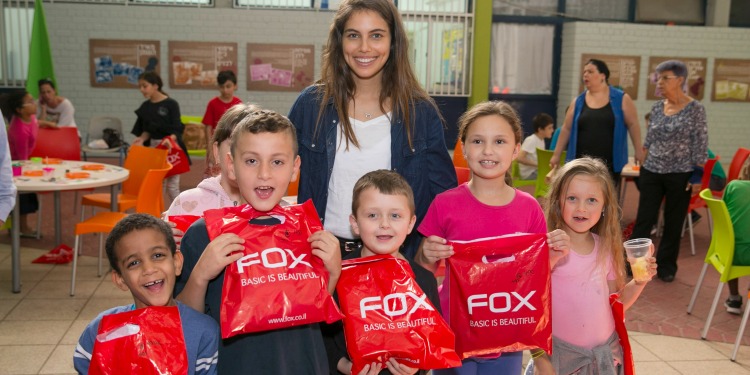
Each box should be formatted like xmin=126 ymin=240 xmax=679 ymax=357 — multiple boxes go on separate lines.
xmin=559 ymin=22 xmax=750 ymax=170
xmin=44 ymin=3 xmax=333 ymax=142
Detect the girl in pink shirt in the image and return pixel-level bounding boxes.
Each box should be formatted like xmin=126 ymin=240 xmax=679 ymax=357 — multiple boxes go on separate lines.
xmin=2 ymin=91 xmax=39 ymax=234
xmin=416 ymin=101 xmax=570 ymax=375
xmin=534 ymin=157 xmax=656 ymax=375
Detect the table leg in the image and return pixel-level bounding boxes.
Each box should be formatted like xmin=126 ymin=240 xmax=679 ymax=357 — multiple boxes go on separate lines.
xmin=54 ymin=191 xmax=62 ymax=246
xmin=110 ymin=184 xmax=119 ymax=212
xmin=11 ymin=192 xmax=21 ymax=293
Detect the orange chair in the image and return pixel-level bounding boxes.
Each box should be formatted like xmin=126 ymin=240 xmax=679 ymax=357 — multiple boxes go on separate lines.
xmin=80 ymin=145 xmax=168 ymax=219
xmin=29 ymin=127 xmax=85 ymax=238
xmin=683 ymin=157 xmax=718 ymax=256
xmin=70 ymin=165 xmax=171 ymax=296
xmin=455 ymin=166 xmax=471 ymax=185
xmin=452 ymin=140 xmax=468 ymax=168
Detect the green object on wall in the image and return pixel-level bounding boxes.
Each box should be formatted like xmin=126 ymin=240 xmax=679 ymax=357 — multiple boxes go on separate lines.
xmin=26 ymin=0 xmax=56 ymax=98
xmin=468 ymin=0 xmax=491 ymax=107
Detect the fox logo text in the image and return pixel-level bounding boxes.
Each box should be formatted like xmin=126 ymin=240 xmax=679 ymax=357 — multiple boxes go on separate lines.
xmin=467 ymin=291 xmax=536 ymax=315
xmin=360 ymin=292 xmax=434 ymax=319
xmin=236 ymin=247 xmax=311 ymax=273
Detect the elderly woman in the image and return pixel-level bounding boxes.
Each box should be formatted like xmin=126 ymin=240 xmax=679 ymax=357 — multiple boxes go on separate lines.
xmin=551 ymin=59 xmax=644 ymax=184
xmin=36 ymin=78 xmax=77 ymax=130
xmin=630 ymin=60 xmax=708 ymax=282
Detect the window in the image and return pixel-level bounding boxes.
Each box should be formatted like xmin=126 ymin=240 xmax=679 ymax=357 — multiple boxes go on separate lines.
xmin=493 ymin=0 xmax=557 ymax=16
xmin=132 ymin=0 xmax=211 ymax=5
xmin=1 ymin=2 xmax=33 ymax=87
xmin=404 ymin=15 xmax=472 ymax=96
xmin=235 ymin=0 xmax=311 ymax=9
xmin=490 ymin=23 xmax=554 ymax=94
xmin=566 ymin=0 xmax=628 ymax=21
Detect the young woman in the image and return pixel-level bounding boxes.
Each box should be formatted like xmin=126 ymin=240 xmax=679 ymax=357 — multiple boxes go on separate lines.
xmin=288 ymin=0 xmax=456 ymax=260
xmin=37 ymin=78 xmax=77 ymax=131
xmin=131 ymin=71 xmax=190 ymax=204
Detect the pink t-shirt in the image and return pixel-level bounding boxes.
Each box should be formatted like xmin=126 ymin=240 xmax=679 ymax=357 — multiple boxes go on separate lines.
xmin=202 ymin=96 xmax=242 ymax=129
xmin=551 ymin=233 xmax=616 ymax=349
xmin=418 ymin=183 xmax=547 ymax=321
xmin=8 ymin=115 xmax=38 ymax=160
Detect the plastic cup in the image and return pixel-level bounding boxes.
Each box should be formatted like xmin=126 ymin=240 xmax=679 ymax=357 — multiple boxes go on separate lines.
xmin=12 ymin=164 xmax=22 ymax=177
xmin=30 ymin=157 xmax=42 ymax=164
xmin=624 ymin=238 xmax=652 ymax=282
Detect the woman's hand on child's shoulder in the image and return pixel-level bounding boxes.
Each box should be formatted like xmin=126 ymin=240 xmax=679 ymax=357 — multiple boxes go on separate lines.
xmin=309 ymin=230 xmax=341 ymax=280
xmin=196 ymin=233 xmax=245 ymax=282
xmin=546 ymin=229 xmax=570 ymax=268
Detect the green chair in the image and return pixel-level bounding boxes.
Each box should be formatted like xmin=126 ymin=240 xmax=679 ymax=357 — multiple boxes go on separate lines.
xmin=535 ymin=149 xmax=565 ymax=198
xmin=511 ymin=160 xmax=535 ymax=188
xmin=686 ymin=189 xmax=750 ymax=358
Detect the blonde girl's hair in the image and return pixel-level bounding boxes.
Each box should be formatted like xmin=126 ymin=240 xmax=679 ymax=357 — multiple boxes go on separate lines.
xmin=456 ymin=101 xmax=523 ymax=186
xmin=316 ymin=0 xmax=441 ymax=150
xmin=545 ymin=157 xmax=626 ymax=288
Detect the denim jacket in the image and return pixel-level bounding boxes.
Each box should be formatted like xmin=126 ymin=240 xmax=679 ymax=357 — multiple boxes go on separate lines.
xmin=288 ymin=85 xmax=457 ymax=258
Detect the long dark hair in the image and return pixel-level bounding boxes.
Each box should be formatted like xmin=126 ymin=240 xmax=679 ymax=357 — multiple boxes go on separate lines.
xmin=138 ymin=71 xmax=167 ymax=96
xmin=0 ymin=90 xmax=29 ymax=122
xmin=317 ymin=0 xmax=439 ymax=149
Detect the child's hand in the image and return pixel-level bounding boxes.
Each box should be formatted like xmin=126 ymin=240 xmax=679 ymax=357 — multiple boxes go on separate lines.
xmin=194 ymin=233 xmax=245 ymax=282
xmin=163 ymin=220 xmax=185 ymax=251
xmin=532 ymin=353 xmax=556 ymax=375
xmin=384 ymin=358 xmax=418 ymax=375
xmin=309 ymin=230 xmax=341 ymax=291
xmin=421 ymin=235 xmax=454 ymax=264
xmin=132 ymin=137 xmax=145 ymax=146
xmin=547 ymin=229 xmax=570 ymax=268
xmin=356 ymin=362 xmax=383 ymax=375
xmin=635 ymin=243 xmax=658 ymax=285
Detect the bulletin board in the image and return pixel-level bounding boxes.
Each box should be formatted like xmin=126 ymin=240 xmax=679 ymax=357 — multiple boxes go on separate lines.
xmin=89 ymin=39 xmax=160 ymax=88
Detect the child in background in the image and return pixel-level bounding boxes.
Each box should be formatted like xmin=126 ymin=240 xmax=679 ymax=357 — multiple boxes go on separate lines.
xmin=74 ymin=214 xmax=219 ymax=375
xmin=532 ymin=158 xmax=656 ymax=374
xmin=165 ymin=104 xmax=256 ymax=249
xmin=202 ymin=70 xmax=242 ymax=177
xmin=518 ymin=113 xmax=555 ymax=180
xmin=2 ymin=90 xmax=39 ymax=236
xmin=325 ymin=170 xmax=437 ymax=375
xmin=723 ymin=158 xmax=750 ymax=314
xmin=415 ymin=101 xmax=570 ymax=375
xmin=131 ymin=71 xmax=190 ymax=205
xmin=175 ymin=108 xmax=341 ymax=374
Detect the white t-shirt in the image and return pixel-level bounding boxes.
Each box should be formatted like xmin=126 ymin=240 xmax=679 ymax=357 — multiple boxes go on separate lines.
xmin=38 ymin=98 xmax=77 ymax=128
xmin=325 ymin=114 xmax=391 ymax=239
xmin=520 ymin=134 xmax=546 ymax=179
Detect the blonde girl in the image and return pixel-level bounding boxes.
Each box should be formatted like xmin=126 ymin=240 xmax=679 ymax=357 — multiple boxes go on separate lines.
xmin=416 ymin=101 xmax=570 ymax=375
xmin=533 ymin=157 xmax=656 ymax=374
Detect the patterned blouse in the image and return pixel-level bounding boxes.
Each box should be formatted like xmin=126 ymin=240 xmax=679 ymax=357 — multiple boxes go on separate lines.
xmin=643 ymin=100 xmax=708 ymax=174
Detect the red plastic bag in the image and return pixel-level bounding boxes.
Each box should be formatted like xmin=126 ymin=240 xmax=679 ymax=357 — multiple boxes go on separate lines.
xmin=168 ymin=215 xmax=201 ymax=233
xmin=447 ymin=233 xmax=552 ymax=359
xmin=337 ymin=255 xmax=461 ymax=374
xmin=89 ymin=306 xmax=187 ymax=375
xmin=156 ymin=137 xmax=190 ymax=177
xmin=31 ymin=244 xmax=73 ymax=264
xmin=610 ymin=294 xmax=634 ymax=375
xmin=204 ymin=200 xmax=342 ymax=338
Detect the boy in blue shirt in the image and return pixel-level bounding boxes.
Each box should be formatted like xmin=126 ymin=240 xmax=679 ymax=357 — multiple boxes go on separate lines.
xmin=175 ymin=108 xmax=341 ymax=374
xmin=74 ymin=214 xmax=219 ymax=375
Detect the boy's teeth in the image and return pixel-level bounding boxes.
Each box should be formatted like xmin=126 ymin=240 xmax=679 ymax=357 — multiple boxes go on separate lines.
xmin=144 ymin=280 xmax=163 ymax=287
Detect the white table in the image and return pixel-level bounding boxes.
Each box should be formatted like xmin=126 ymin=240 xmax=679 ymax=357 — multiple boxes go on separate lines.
xmin=10 ymin=160 xmax=129 ymax=293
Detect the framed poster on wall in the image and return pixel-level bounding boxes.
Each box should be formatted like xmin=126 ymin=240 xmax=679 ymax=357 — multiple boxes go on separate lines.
xmin=246 ymin=43 xmax=314 ymax=92
xmin=168 ymin=41 xmax=238 ymax=89
xmin=646 ymin=57 xmax=706 ymax=100
xmin=89 ymin=39 xmax=160 ymax=88
xmin=712 ymin=59 xmax=750 ymax=102
xmin=579 ymin=54 xmax=641 ymax=99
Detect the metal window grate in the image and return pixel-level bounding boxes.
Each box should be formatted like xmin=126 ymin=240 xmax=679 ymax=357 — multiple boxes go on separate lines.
xmin=0 ymin=0 xmax=33 ymax=88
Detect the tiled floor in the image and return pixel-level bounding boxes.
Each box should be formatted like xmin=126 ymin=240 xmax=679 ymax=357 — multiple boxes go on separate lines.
xmin=3 ymin=245 xmax=750 ymax=375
